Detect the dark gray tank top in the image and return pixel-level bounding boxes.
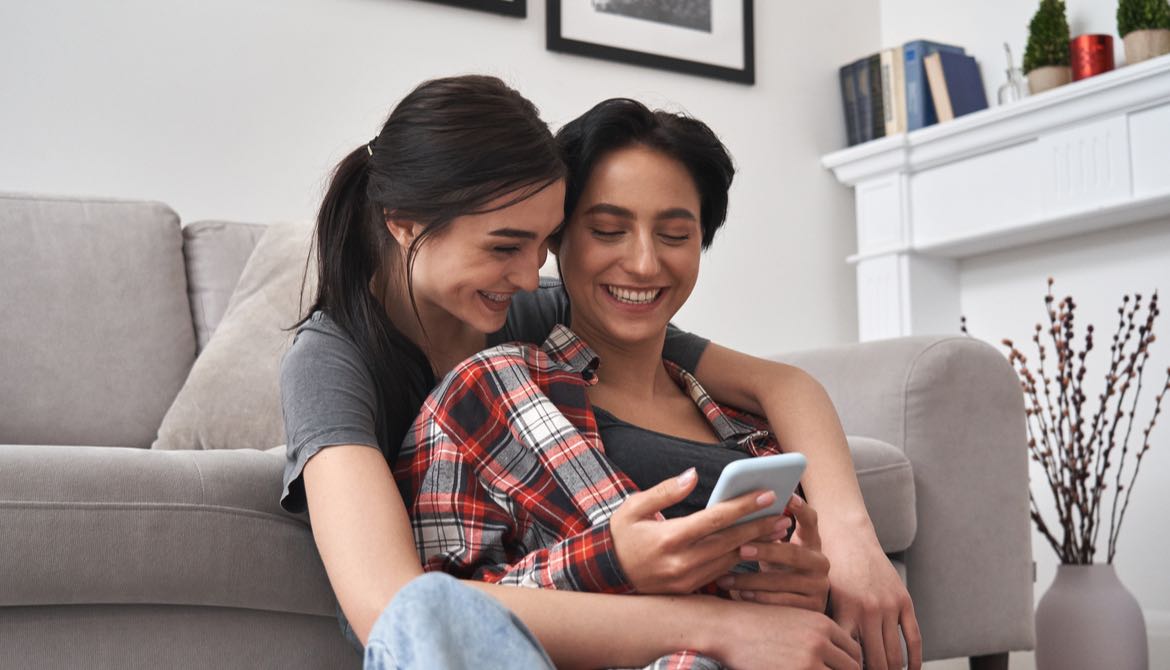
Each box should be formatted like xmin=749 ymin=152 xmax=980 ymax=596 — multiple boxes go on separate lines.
xmin=593 ymin=406 xmax=750 ymax=519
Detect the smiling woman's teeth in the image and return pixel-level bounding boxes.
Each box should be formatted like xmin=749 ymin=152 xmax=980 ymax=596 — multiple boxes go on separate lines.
xmin=606 ymin=286 xmax=660 ymax=304
xmin=480 ymin=291 xmax=510 ymax=303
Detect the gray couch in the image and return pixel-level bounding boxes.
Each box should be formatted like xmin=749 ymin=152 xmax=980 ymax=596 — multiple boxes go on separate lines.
xmin=0 ymin=192 xmax=1035 ymax=669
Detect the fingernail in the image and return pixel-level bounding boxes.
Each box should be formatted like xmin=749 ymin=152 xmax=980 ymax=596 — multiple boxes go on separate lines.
xmin=677 ymin=468 xmax=696 ymax=488
xmin=756 ymin=491 xmax=776 ymax=507
xmin=716 ymin=576 xmax=734 ymax=589
xmin=740 ymin=590 xmax=756 ymax=600
xmin=776 ymin=517 xmax=792 ymax=531
xmin=740 ymin=544 xmax=759 ymax=558
xmin=790 ymin=494 xmax=804 ymax=508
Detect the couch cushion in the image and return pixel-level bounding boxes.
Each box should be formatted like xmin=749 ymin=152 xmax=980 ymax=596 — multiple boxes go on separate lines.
xmin=0 ymin=444 xmax=337 ymax=616
xmin=848 ymin=435 xmax=916 ymax=553
xmin=181 ymin=220 xmax=267 ymax=353
xmin=3 ymin=604 xmax=360 ymax=670
xmin=0 ymin=192 xmax=196 ymax=448
xmin=154 ymin=222 xmax=314 ymax=450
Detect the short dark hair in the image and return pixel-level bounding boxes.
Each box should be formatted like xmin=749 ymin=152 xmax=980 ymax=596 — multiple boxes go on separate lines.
xmin=555 ymin=98 xmax=734 ymax=249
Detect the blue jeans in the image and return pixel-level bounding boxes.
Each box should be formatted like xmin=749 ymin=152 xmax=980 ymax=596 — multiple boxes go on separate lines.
xmin=364 ymin=573 xmax=555 ymax=670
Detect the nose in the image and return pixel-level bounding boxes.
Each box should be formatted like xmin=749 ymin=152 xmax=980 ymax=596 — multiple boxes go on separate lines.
xmin=506 ymin=247 xmax=542 ymax=293
xmin=623 ymin=231 xmax=660 ymax=279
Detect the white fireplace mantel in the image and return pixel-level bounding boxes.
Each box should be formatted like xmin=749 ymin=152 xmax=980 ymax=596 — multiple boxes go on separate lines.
xmin=821 ymin=54 xmax=1170 ymax=341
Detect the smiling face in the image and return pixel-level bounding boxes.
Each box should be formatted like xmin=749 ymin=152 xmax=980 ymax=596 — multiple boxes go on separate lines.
xmin=555 ymin=145 xmax=702 ymax=348
xmin=405 ymin=179 xmax=566 ymax=335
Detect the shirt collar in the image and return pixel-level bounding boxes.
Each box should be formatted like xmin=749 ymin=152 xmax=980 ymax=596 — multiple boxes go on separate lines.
xmin=541 ymin=324 xmax=600 ymax=381
xmin=542 ymin=327 xmax=768 ymax=442
xmin=663 ymin=360 xmax=771 ymax=442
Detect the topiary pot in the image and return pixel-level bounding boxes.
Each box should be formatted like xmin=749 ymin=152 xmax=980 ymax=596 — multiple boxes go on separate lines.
xmin=1123 ymin=28 xmax=1170 ymax=64
xmin=1028 ymin=65 xmax=1073 ymax=93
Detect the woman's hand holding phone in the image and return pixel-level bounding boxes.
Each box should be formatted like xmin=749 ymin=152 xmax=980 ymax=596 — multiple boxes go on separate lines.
xmin=718 ymin=494 xmax=832 ymax=613
xmin=609 ymin=467 xmax=790 ymax=594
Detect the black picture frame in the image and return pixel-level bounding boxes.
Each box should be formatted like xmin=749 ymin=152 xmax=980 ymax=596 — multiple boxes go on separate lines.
xmin=416 ymin=0 xmax=526 ymax=18
xmin=546 ymin=0 xmax=754 ymax=84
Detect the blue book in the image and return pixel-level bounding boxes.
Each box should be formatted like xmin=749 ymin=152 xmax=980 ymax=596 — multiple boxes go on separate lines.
xmin=903 ymin=39 xmax=965 ymax=130
xmin=925 ymin=51 xmax=989 ymax=122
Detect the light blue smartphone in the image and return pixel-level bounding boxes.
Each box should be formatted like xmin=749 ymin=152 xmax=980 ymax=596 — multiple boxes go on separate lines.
xmin=705 ymin=453 xmax=807 ymax=524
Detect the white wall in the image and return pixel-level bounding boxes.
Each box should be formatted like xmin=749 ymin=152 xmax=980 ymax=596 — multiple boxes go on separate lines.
xmin=878 ymin=2 xmax=1170 ymax=669
xmin=0 ymin=0 xmax=879 ymax=356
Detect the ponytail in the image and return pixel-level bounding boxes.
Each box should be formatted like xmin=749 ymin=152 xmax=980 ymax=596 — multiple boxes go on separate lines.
xmin=302 ymin=145 xmax=434 ymax=463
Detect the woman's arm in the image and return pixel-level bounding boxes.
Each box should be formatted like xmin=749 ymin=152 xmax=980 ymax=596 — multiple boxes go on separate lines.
xmin=691 ymin=343 xmax=923 ymax=670
xmin=303 ymin=445 xmax=861 ymax=669
xmin=302 ymin=445 xmax=423 ymax=644
xmin=692 ymin=343 xmax=867 ymax=527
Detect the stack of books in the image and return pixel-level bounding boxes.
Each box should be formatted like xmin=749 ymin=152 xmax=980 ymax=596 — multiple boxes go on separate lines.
xmin=839 ymin=39 xmax=990 ymax=147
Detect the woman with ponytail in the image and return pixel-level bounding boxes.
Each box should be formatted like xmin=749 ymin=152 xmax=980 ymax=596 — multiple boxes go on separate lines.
xmin=282 ymin=76 xmax=889 ymax=670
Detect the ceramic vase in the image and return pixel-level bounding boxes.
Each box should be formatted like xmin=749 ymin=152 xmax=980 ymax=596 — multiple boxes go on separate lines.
xmin=1027 ymin=65 xmax=1072 ymax=94
xmin=1035 ymin=564 xmax=1148 ymax=670
xmin=1123 ymin=29 xmax=1170 ymax=65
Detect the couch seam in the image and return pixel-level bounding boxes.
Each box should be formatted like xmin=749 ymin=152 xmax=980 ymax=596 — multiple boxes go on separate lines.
xmin=0 ymin=601 xmax=338 ymax=621
xmin=854 ymin=462 xmax=912 ymax=476
xmin=0 ymin=500 xmax=306 ymax=529
xmin=186 ymin=452 xmax=208 ymax=505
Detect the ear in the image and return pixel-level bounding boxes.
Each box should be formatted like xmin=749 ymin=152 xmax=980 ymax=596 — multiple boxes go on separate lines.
xmin=384 ymin=211 xmax=424 ymax=248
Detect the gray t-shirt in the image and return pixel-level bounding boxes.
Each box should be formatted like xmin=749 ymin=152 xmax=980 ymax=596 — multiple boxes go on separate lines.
xmin=278 ymin=277 xmax=709 ymax=514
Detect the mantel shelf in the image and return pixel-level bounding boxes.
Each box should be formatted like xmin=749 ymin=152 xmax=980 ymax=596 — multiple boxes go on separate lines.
xmin=823 ymin=53 xmax=1170 ymax=189
xmin=819 ymin=53 xmax=1170 ymax=341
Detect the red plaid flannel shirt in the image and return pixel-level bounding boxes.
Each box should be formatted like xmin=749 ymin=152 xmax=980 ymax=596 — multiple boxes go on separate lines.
xmin=394 ymin=325 xmax=782 ymax=670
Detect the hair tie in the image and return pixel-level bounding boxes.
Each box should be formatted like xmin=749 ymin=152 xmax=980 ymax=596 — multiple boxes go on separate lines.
xmin=366 ymin=135 xmax=379 ymax=157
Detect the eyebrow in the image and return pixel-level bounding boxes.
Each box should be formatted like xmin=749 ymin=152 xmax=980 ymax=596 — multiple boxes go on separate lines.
xmin=583 ymin=202 xmax=697 ymax=222
xmin=487 ymin=228 xmax=538 ymax=239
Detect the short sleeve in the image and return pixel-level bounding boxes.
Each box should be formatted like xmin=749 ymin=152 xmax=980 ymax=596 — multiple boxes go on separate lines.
xmin=279 ymin=313 xmax=381 ymax=513
xmin=495 ymin=277 xmax=710 ymax=371
xmin=491 ymin=277 xmax=569 ymax=347
xmin=662 ymin=325 xmax=709 ymax=373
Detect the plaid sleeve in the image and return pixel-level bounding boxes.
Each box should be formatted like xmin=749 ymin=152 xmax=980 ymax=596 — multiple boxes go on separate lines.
xmin=411 ymin=424 xmax=633 ymax=594
xmin=478 ymin=517 xmax=633 ymax=594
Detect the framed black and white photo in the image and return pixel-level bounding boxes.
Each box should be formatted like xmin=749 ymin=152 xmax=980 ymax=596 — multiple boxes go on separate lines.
xmin=546 ymin=0 xmax=754 ymax=84
xmin=416 ymin=0 xmax=526 ymax=18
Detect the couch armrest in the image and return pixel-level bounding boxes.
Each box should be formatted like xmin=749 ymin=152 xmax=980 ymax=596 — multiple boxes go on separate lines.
xmin=0 ymin=445 xmax=336 ymax=617
xmin=775 ymin=336 xmax=1035 ymax=661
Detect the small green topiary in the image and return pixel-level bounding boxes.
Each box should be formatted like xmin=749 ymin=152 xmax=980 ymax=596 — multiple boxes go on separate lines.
xmin=1024 ymin=0 xmax=1072 ymax=73
xmin=1118 ymin=0 xmax=1170 ymax=37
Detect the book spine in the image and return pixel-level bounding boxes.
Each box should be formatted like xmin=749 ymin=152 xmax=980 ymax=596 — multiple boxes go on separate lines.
xmin=839 ymin=63 xmax=859 ymax=146
xmin=892 ymin=46 xmax=907 ymax=134
xmin=881 ymin=49 xmax=896 ymax=136
xmin=924 ymin=52 xmax=953 ymax=123
xmin=855 ymin=59 xmax=872 ymax=143
xmin=905 ymin=42 xmax=926 ymax=130
xmin=868 ymin=54 xmax=885 ymax=140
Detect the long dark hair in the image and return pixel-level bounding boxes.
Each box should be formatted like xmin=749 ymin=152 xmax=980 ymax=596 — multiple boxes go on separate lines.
xmin=303 ymin=75 xmax=564 ymax=464
xmin=555 ymin=98 xmax=734 ymax=249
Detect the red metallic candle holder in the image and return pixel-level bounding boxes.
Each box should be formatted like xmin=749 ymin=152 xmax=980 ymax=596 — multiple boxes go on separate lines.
xmin=1071 ymin=34 xmax=1115 ymax=81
